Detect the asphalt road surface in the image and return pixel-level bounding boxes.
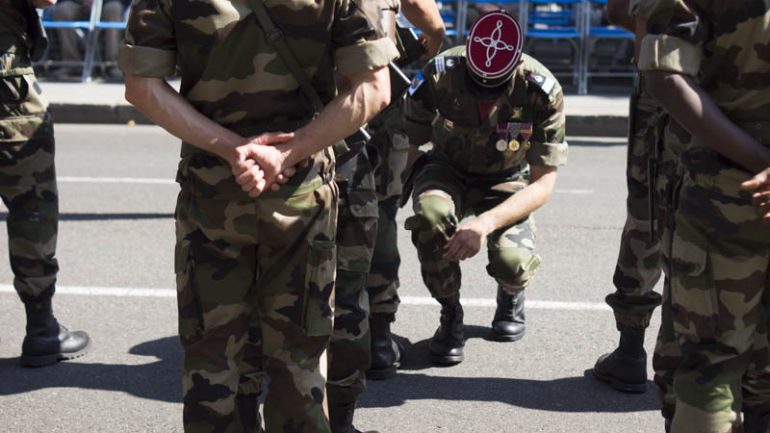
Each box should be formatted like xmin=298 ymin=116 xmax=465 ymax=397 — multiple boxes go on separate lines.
xmin=0 ymin=125 xmax=664 ymax=433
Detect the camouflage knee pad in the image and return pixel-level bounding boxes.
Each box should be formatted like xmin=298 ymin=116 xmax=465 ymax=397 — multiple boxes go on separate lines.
xmin=487 ymin=246 xmax=541 ymax=293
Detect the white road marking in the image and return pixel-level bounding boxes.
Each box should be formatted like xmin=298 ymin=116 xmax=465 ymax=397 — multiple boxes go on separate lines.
xmin=555 ymin=188 xmax=594 ymax=195
xmin=58 ymin=176 xmax=176 ymax=185
xmin=0 ymin=285 xmax=609 ymax=311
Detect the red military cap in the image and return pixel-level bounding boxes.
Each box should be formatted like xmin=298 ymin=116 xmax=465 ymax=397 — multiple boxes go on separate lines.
xmin=466 ymin=10 xmax=523 ymax=88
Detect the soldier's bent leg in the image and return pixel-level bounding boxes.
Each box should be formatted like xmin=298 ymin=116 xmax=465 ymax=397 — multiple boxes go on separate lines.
xmin=486 ymin=217 xmax=540 ymax=342
xmin=407 ymin=189 xmax=464 ymax=365
xmin=366 ymin=196 xmax=402 ymax=380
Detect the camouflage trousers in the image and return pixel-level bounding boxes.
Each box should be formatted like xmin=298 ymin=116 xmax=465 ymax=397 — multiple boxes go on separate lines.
xmin=327 ymin=160 xmax=378 ymax=407
xmin=174 ymin=179 xmax=338 ymax=433
xmin=606 ymin=76 xmax=665 ymax=330
xmin=0 ymin=72 xmax=58 ymax=304
xmin=366 ymin=120 xmax=409 ymax=315
xmin=406 ymin=161 xmax=540 ymax=299
xmin=663 ymin=152 xmax=770 ymax=433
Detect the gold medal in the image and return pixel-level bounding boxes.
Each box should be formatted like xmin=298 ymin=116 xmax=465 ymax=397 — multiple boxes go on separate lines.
xmin=508 ymin=139 xmax=520 ymax=152
xmin=495 ymin=139 xmax=508 ymax=152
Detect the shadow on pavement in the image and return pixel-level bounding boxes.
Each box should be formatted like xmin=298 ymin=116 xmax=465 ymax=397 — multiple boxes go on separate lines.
xmin=368 ymin=329 xmax=659 ymax=413
xmin=0 ymin=336 xmax=182 ymax=403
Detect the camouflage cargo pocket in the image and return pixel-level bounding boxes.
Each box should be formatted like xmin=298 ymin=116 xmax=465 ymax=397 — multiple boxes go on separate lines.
xmin=302 ymin=239 xmax=336 ymax=337
xmin=670 ymin=233 xmax=717 ymax=340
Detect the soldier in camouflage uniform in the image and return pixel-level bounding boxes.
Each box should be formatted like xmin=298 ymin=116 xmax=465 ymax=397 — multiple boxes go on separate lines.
xmin=0 ymin=0 xmax=90 ymax=368
xmin=365 ymin=0 xmax=445 ymax=381
xmin=639 ymin=1 xmax=770 ymax=432
xmin=403 ymin=11 xmax=567 ymax=365
xmin=592 ymin=0 xmax=685 ymax=395
xmin=120 ymin=0 xmax=397 ymax=431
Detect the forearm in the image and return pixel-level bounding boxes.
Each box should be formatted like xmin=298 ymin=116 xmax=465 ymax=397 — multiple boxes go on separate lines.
xmin=401 ymin=0 xmax=445 ymax=38
xmin=477 ymin=168 xmax=557 ymax=231
xmin=124 ymin=75 xmax=242 ymax=161
xmin=606 ymin=0 xmax=635 ymax=33
xmin=277 ymin=66 xmax=391 ymax=168
xmin=646 ymin=71 xmax=770 ymax=174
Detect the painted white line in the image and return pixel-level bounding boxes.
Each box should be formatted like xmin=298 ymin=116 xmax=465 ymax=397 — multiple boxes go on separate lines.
xmin=0 ymin=285 xmax=609 ymax=311
xmin=58 ymin=176 xmax=176 ymax=185
xmin=555 ymin=188 xmax=594 ymax=195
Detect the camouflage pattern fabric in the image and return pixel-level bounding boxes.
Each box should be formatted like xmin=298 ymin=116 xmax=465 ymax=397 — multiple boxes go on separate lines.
xmin=366 ymin=98 xmax=408 ymax=316
xmin=407 ymin=164 xmax=540 ymax=299
xmin=175 ymin=183 xmax=338 ymax=433
xmin=327 ymin=148 xmax=378 ymax=407
xmin=121 ymin=1 xmax=396 ymax=431
xmin=639 ymin=2 xmax=770 ymax=432
xmin=0 ymin=6 xmax=59 ymax=304
xmin=605 ymin=74 xmax=665 ymax=331
xmin=402 ymin=46 xmax=565 ymax=300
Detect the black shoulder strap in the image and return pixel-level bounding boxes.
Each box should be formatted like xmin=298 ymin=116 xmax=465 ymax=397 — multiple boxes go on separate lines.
xmin=247 ymin=0 xmax=323 ymax=113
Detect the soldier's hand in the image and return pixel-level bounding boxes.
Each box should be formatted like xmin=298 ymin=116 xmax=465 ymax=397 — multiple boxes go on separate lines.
xmin=741 ymin=168 xmax=770 ymax=221
xmin=443 ymin=219 xmax=492 ymax=262
xmin=231 ymin=132 xmax=293 ymax=197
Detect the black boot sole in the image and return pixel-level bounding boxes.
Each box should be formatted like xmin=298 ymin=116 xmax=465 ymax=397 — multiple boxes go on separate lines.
xmin=21 ymin=340 xmax=91 ymax=368
xmin=591 ymin=368 xmax=647 ymax=394
xmin=429 ymin=352 xmax=463 ymax=365
xmin=487 ymin=328 xmax=525 ymax=342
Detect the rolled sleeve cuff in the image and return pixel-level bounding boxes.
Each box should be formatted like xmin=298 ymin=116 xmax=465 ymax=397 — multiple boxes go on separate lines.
xmin=335 ymin=38 xmax=399 ymax=78
xmin=637 ymin=34 xmax=701 ymax=76
xmin=527 ymin=142 xmax=568 ymax=167
xmin=118 ymin=44 xmax=177 ymax=78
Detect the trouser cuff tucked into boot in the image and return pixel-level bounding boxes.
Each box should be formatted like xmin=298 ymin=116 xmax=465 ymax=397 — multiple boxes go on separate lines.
xmin=592 ymin=326 xmax=647 ymax=393
xmin=367 ymin=313 xmax=402 ymax=380
xmin=489 ymin=287 xmax=526 ymax=342
xmin=428 ymin=294 xmax=464 ymax=365
xmin=21 ymin=297 xmax=91 ymax=367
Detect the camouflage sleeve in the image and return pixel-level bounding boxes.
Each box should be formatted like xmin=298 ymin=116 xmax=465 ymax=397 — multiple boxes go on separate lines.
xmin=118 ymin=0 xmax=176 ymax=77
xmin=527 ymin=86 xmax=567 ymax=168
xmin=637 ymin=0 xmax=702 ymax=76
xmin=332 ymin=0 xmax=399 ymax=77
xmin=402 ymin=71 xmax=435 ymax=146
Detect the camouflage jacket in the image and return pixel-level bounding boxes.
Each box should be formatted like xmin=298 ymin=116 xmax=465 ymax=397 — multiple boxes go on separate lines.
xmin=120 ymin=0 xmax=398 ymax=198
xmin=403 ymin=46 xmax=567 ymax=176
xmin=638 ymin=1 xmax=770 ymax=145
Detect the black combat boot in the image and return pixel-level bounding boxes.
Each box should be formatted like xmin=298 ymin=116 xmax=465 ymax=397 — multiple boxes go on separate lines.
xmin=328 ymin=401 xmax=379 ymax=433
xmin=20 ymin=298 xmax=91 ymax=367
xmin=488 ymin=288 xmax=526 ymax=342
xmin=429 ymin=294 xmax=464 ymax=365
xmin=743 ymin=409 xmax=770 ymax=433
xmin=592 ymin=327 xmax=647 ymax=393
xmin=366 ymin=313 xmax=401 ymax=380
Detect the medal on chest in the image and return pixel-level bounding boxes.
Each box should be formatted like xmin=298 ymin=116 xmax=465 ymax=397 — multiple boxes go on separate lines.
xmin=496 ymin=122 xmax=533 ymax=152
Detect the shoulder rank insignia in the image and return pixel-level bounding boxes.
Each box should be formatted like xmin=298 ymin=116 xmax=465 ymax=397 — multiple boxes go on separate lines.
xmin=528 ymin=71 xmax=556 ymax=96
xmin=409 ymin=71 xmax=425 ymax=96
xmin=428 ymin=56 xmax=464 ymax=75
